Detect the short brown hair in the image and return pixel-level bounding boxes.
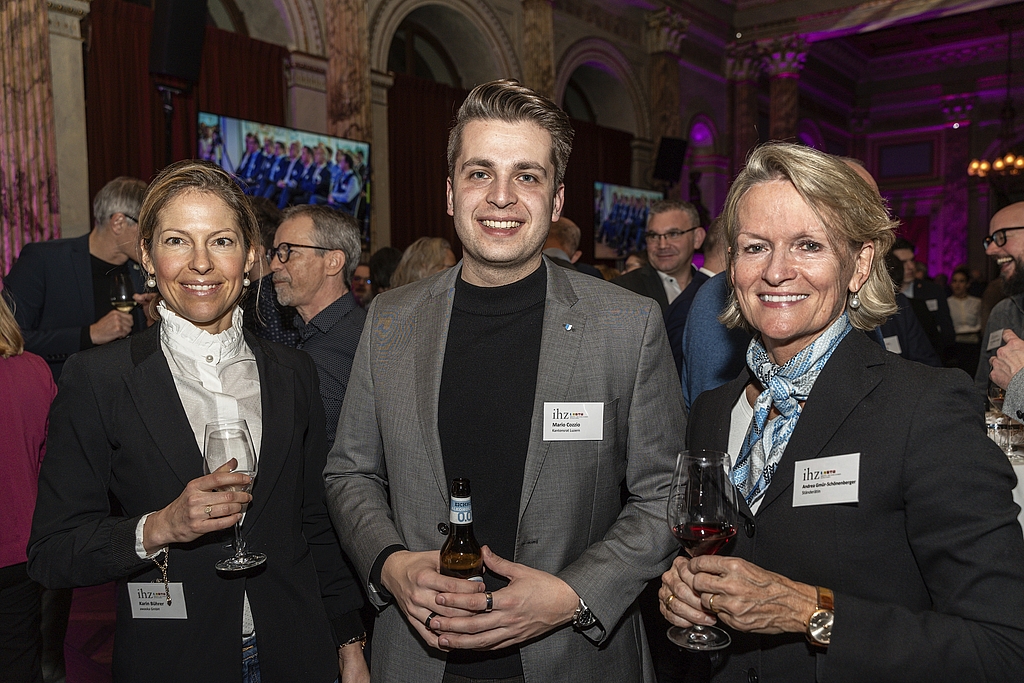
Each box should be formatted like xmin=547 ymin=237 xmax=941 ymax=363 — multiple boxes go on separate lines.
xmin=648 ymin=200 xmax=700 ymax=230
xmin=720 ymin=142 xmax=898 ymax=332
xmin=447 ymin=79 xmax=574 ymax=188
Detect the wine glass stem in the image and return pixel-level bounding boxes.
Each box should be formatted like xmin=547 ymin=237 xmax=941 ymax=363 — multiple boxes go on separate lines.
xmin=233 ymin=521 xmax=246 ymax=556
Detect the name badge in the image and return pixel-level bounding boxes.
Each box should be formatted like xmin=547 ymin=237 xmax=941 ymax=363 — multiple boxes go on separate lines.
xmin=925 ymin=298 xmax=939 ymax=312
xmin=128 ymin=582 xmax=187 ymax=619
xmin=989 ymin=328 xmax=1006 ymax=352
xmin=792 ymin=453 xmax=860 ymax=507
xmin=882 ymin=335 xmax=902 ymax=355
xmin=543 ymin=402 xmax=604 ymax=441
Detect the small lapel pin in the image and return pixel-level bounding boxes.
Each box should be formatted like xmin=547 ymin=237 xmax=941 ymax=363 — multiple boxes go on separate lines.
xmin=564 ymin=324 xmax=573 ymax=331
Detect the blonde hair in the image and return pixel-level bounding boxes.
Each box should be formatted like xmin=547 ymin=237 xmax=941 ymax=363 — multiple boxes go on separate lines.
xmin=0 ymin=291 xmax=25 ymax=358
xmin=720 ymin=142 xmax=898 ymax=332
xmin=391 ymin=237 xmax=453 ymax=288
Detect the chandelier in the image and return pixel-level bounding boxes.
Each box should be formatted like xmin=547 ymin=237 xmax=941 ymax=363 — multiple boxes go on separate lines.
xmin=968 ymin=27 xmax=1021 ymax=178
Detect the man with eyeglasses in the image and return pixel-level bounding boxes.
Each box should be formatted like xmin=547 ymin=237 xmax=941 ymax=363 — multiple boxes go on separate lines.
xmin=270 ymin=204 xmax=366 ymax=447
xmin=3 ymin=176 xmax=151 ymax=381
xmin=977 ymin=201 xmax=1024 ymax=415
xmin=612 ymin=199 xmax=708 ymax=375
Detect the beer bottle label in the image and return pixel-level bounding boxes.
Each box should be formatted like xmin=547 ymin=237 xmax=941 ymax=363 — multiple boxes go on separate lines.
xmin=450 ymin=495 xmax=472 ymax=524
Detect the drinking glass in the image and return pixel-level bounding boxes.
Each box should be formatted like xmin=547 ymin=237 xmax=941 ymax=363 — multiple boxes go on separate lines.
xmin=110 ymin=272 xmax=136 ymax=313
xmin=989 ymin=380 xmax=1007 ymax=415
xmin=203 ymin=420 xmax=265 ymax=571
xmin=666 ymin=450 xmax=738 ymax=651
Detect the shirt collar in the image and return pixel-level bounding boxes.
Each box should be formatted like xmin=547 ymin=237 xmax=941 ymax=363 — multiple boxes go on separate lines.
xmin=298 ymin=291 xmax=357 ymax=339
xmin=158 ymin=301 xmax=246 ymax=364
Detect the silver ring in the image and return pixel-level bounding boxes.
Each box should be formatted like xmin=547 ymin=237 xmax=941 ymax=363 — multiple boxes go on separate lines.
xmin=204 ymin=505 xmax=213 ymax=517
xmin=425 ymin=611 xmax=438 ymax=630
xmin=484 ymin=591 xmax=493 ymax=613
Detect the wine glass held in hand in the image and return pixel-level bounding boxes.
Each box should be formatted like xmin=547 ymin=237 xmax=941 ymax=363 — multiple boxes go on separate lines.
xmin=203 ymin=419 xmax=265 ymax=571
xmin=989 ymin=380 xmax=1007 ymax=415
xmin=110 ymin=272 xmax=137 ymax=313
xmin=666 ymin=449 xmax=738 ymax=651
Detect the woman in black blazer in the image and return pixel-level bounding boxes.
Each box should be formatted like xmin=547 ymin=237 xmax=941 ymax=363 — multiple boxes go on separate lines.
xmin=659 ymin=144 xmax=1024 ymax=681
xmin=27 ymin=161 xmax=369 ymax=682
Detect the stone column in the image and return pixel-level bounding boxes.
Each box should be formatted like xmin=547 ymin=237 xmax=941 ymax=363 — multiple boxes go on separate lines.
xmin=646 ymin=8 xmax=688 ymax=191
xmin=1 ymin=0 xmax=60 ymax=272
xmin=285 ymin=52 xmax=328 ymax=133
xmin=759 ymin=35 xmax=806 ymax=142
xmin=522 ymin=0 xmax=555 ymax=99
xmin=727 ymin=42 xmax=759 ymax=175
xmin=48 ymin=0 xmax=90 ymax=238
xmin=370 ymin=69 xmax=394 ymax=251
xmin=324 ymin=0 xmax=371 ymax=142
xmin=937 ymin=95 xmax=974 ymax=276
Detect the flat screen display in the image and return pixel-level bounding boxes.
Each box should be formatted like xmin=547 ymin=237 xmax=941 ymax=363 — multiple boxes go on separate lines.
xmin=198 ymin=112 xmax=371 ymax=246
xmin=594 ymin=182 xmax=663 ymax=260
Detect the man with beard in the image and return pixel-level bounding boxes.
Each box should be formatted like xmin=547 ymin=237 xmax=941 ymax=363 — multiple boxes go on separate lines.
xmin=979 ymin=201 xmax=1024 ymax=416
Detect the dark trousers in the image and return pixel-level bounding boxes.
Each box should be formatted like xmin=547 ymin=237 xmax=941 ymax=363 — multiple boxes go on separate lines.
xmin=0 ymin=562 xmax=43 ymax=683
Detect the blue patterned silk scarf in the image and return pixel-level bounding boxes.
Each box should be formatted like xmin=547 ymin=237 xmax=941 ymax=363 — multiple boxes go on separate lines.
xmin=732 ymin=313 xmax=852 ymax=508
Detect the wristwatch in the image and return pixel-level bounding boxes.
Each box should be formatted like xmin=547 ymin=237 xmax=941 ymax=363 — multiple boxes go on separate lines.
xmin=572 ymin=597 xmax=597 ymax=630
xmin=806 ymin=586 xmax=834 ymax=647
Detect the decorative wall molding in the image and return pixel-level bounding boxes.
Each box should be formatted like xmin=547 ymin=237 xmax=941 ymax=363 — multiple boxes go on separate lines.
xmin=759 ymin=34 xmax=807 ymax=78
xmin=285 ymin=51 xmax=327 ymax=92
xmin=555 ymin=37 xmax=650 ymax=139
xmin=645 ymin=7 xmax=688 ymax=57
xmin=369 ymin=0 xmax=521 ymax=78
xmin=551 ymin=0 xmax=642 ymax=44
xmin=47 ymin=0 xmax=89 ymax=40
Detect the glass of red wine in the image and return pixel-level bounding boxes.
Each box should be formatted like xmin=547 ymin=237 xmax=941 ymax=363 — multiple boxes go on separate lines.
xmin=666 ymin=449 xmax=738 ymax=651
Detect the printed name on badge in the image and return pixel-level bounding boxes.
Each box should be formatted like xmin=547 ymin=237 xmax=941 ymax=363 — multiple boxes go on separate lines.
xmin=128 ymin=582 xmax=188 ymax=619
xmin=989 ymin=328 xmax=1006 ymax=351
xmin=792 ymin=453 xmax=860 ymax=507
xmin=882 ymin=335 xmax=902 ymax=355
xmin=542 ymin=402 xmax=604 ymax=441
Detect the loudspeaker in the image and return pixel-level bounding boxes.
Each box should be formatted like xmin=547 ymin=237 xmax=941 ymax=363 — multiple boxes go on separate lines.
xmin=149 ymin=0 xmax=209 ymax=84
xmin=652 ymin=137 xmax=688 ymax=182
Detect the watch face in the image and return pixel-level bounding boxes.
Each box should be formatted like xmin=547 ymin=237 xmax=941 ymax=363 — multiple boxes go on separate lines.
xmin=809 ymin=610 xmax=833 ymax=645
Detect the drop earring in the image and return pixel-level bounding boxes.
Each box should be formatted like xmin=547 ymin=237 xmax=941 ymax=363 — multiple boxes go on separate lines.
xmin=146 ymin=273 xmax=157 ymax=289
xmin=849 ymin=290 xmax=861 ymax=310
xmin=243 ymin=272 xmax=251 ymax=287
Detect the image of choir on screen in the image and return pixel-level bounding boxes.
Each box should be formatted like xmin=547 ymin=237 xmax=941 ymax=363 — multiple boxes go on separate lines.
xmin=593 ymin=182 xmax=663 ymax=260
xmin=198 ymin=113 xmax=371 ymax=245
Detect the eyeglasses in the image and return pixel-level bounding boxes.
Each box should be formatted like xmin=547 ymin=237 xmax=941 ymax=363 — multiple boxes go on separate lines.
xmin=266 ymin=242 xmax=331 ymax=263
xmin=984 ymin=227 xmax=1024 ymax=250
xmin=643 ymin=226 xmax=700 ymax=244
xmin=351 ymin=275 xmax=371 ymax=284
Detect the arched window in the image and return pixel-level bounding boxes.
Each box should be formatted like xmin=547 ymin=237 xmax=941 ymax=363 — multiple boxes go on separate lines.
xmin=387 ymin=19 xmax=460 ymax=87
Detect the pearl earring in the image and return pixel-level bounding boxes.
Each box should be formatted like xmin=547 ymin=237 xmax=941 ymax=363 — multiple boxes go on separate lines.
xmin=243 ymin=272 xmax=251 ymax=287
xmin=146 ymin=274 xmax=157 ymax=288
xmin=849 ymin=291 xmax=861 ymax=309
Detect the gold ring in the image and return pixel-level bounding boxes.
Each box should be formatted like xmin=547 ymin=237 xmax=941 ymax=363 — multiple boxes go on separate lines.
xmin=663 ymin=594 xmax=675 ymax=609
xmin=204 ymin=505 xmax=213 ymax=517
xmin=708 ymin=594 xmax=719 ymax=614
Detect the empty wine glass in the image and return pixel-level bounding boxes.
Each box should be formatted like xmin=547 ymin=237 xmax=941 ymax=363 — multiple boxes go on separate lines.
xmin=666 ymin=450 xmax=738 ymax=651
xmin=203 ymin=420 xmax=265 ymax=571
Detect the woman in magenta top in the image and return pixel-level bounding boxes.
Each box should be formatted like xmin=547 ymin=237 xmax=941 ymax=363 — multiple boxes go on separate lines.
xmin=0 ymin=282 xmax=57 ymax=683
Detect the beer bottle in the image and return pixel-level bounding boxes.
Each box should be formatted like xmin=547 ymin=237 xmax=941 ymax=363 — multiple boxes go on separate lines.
xmin=439 ymin=478 xmax=484 ymax=581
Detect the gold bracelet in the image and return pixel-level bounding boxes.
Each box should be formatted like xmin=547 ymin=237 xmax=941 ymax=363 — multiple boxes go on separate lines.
xmin=339 ymin=633 xmax=367 ymax=651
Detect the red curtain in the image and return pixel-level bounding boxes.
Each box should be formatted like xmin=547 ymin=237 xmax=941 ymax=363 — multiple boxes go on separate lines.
xmin=387 ymin=73 xmax=468 ymax=253
xmin=85 ymin=0 xmax=287 ymax=210
xmin=387 ymin=74 xmax=634 ymax=260
xmin=561 ymin=119 xmax=633 ymax=264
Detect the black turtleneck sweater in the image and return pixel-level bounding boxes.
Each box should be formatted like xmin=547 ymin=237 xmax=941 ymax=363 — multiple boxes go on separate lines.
xmin=437 ymin=263 xmax=546 ymax=678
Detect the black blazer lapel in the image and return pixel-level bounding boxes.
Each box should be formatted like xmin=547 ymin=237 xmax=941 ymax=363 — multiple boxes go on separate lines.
xmin=125 ymin=325 xmax=204 ymax=488
xmin=240 ymin=334 xmax=291 ymax=532
xmin=756 ymin=331 xmax=885 ymax=513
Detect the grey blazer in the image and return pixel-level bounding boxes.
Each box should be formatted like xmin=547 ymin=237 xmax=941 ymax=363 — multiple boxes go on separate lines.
xmin=325 ymin=259 xmax=687 ymax=682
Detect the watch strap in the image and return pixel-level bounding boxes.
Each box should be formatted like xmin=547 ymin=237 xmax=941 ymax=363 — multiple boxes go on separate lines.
xmin=816 ymin=586 xmax=834 ymax=611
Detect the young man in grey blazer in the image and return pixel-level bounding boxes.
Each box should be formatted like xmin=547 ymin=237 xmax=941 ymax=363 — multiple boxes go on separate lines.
xmin=325 ymin=79 xmax=686 ymax=683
